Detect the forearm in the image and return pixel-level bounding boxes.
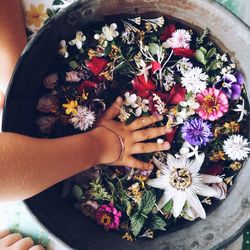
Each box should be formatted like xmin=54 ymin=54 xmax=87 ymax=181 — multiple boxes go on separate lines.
xmin=0 ymin=0 xmax=27 ymax=90
xmin=0 ymin=129 xmax=104 ymax=201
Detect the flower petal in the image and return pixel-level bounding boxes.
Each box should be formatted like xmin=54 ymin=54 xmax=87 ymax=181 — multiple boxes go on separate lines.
xmin=152 ymin=157 xmax=171 ymax=174
xmin=196 ymin=184 xmax=219 ymax=197
xmin=147 ymin=176 xmax=169 ymax=190
xmin=157 ymin=190 xmax=175 ymax=210
xmin=172 ymin=191 xmax=186 ymax=218
xmin=188 ymin=153 xmax=205 ymax=174
xmin=186 ymin=192 xmax=206 ymax=219
xmin=200 ymin=174 xmax=222 ymax=184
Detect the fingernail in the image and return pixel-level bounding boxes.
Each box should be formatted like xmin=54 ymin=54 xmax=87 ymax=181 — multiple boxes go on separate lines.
xmin=163 ymin=141 xmax=170 ymax=149
xmin=116 ymin=96 xmax=123 ymax=103
xmin=156 ymin=114 xmax=163 ymax=120
xmin=166 ymin=127 xmax=173 ymax=133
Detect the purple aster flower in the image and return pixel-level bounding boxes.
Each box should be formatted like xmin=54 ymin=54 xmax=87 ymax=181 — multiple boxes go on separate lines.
xmin=181 ymin=117 xmax=213 ymax=146
xmin=214 ymin=72 xmax=244 ymax=100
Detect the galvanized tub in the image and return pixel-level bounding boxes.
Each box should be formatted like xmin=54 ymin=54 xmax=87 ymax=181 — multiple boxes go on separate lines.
xmin=2 ymin=0 xmax=250 ymax=249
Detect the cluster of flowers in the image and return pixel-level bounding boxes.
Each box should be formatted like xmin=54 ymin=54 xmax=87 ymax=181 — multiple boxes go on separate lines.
xmin=36 ymin=16 xmax=250 ymax=240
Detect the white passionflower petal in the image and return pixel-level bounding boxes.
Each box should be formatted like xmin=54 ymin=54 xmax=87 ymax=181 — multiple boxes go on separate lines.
xmin=172 ymin=191 xmax=186 ymax=218
xmin=188 ymin=153 xmax=205 ymax=174
xmin=156 ymin=190 xmax=175 ymax=210
xmin=200 ymin=174 xmax=222 ymax=184
xmin=186 ymin=191 xmax=206 ymax=219
xmin=196 ymin=184 xmax=219 ymax=197
xmin=147 ymin=176 xmax=169 ymax=189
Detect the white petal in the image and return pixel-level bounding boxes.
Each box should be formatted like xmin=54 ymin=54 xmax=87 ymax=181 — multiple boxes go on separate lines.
xmin=69 ymin=39 xmax=76 ymax=46
xmin=152 ymin=157 xmax=171 ymax=174
xmin=147 ymin=176 xmax=169 ymax=190
xmin=188 ymin=153 xmax=205 ymax=174
xmin=135 ymin=108 xmax=142 ymax=117
xmin=113 ymin=31 xmax=119 ymax=37
xmin=200 ymin=174 xmax=222 ymax=184
xmin=76 ymin=41 xmax=82 ymax=49
xmin=110 ymin=23 xmax=117 ymax=31
xmin=186 ymin=192 xmax=206 ymax=219
xmin=172 ymin=191 xmax=186 ymax=218
xmin=157 ymin=191 xmax=175 ymax=209
xmin=166 ymin=154 xmax=178 ymax=169
xmin=196 ymin=184 xmax=219 ymax=197
xmin=102 ymin=26 xmax=109 ymax=34
xmin=60 ymin=40 xmax=66 ymax=47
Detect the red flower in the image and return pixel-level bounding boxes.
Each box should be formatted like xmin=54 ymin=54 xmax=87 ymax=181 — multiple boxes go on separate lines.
xmin=160 ymin=24 xmax=176 ymax=42
xmin=151 ymin=61 xmax=161 ymax=74
xmin=78 ymin=80 xmax=97 ymax=94
xmin=165 ymin=126 xmax=177 ymax=144
xmin=86 ymin=57 xmax=108 ymax=75
xmin=205 ymin=163 xmax=224 ymax=176
xmin=132 ymin=75 xmax=156 ymax=98
xmin=173 ymin=48 xmax=195 ymax=57
xmin=167 ymin=83 xmax=186 ymax=104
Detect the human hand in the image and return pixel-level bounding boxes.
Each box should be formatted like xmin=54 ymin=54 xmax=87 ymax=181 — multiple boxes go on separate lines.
xmin=94 ymin=97 xmax=172 ymax=170
xmin=0 ymin=229 xmax=44 ymax=250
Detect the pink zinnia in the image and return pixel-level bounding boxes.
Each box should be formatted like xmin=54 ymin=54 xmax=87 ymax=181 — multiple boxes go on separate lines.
xmin=196 ymin=88 xmax=229 ymax=121
xmin=95 ymin=203 xmax=122 ymax=230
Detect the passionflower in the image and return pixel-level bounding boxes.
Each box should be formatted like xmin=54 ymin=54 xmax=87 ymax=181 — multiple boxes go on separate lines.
xmin=86 ymin=57 xmax=108 ymax=75
xmin=196 ymin=88 xmax=229 ymax=121
xmin=132 ymin=75 xmax=156 ymax=98
xmin=147 ymin=154 xmax=222 ymax=219
xmin=95 ymin=203 xmax=122 ymax=230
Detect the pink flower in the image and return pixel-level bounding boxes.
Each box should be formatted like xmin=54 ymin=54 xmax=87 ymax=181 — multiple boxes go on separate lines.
xmin=86 ymin=57 xmax=108 ymax=75
xmin=95 ymin=203 xmax=122 ymax=230
xmin=173 ymin=48 xmax=195 ymax=57
xmin=66 ymin=71 xmax=81 ymax=82
xmin=211 ymin=182 xmax=227 ymax=200
xmin=196 ymin=88 xmax=229 ymax=121
xmin=160 ymin=23 xmax=176 ymax=42
xmin=43 ymin=73 xmax=58 ymax=89
xmin=132 ymin=75 xmax=156 ymax=98
xmin=151 ymin=61 xmax=161 ymax=74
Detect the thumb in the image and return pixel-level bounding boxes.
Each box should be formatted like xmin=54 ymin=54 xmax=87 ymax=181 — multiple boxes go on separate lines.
xmin=103 ymin=96 xmax=123 ymax=120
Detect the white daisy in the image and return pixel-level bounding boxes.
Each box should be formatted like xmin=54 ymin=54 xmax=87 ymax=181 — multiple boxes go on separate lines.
xmin=176 ymin=58 xmax=193 ymax=74
xmin=181 ymin=67 xmax=208 ymax=94
xmin=69 ymin=31 xmax=86 ymax=49
xmin=164 ymin=29 xmax=191 ymax=49
xmin=223 ymin=134 xmax=250 ymax=161
xmin=70 ymin=106 xmax=95 ymax=131
xmin=95 ymin=23 xmax=119 ymax=42
xmin=147 ymin=153 xmax=222 ymax=219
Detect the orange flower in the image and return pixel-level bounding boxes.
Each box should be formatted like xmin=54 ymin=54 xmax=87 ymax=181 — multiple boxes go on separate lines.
xmin=25 ymin=4 xmax=48 ymax=28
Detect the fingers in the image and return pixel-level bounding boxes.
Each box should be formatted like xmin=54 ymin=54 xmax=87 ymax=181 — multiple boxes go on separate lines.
xmin=0 ymin=233 xmax=22 ymax=247
xmin=102 ymin=97 xmax=123 ymax=120
xmin=127 ymin=157 xmax=153 ymax=170
xmin=129 ymin=115 xmax=163 ymax=131
xmin=11 ymin=237 xmax=34 ymax=249
xmin=132 ymin=141 xmax=170 ymax=154
xmin=30 ymin=246 xmax=45 ymax=250
xmin=0 ymin=229 xmax=10 ymax=239
xmin=133 ymin=126 xmax=172 ymax=142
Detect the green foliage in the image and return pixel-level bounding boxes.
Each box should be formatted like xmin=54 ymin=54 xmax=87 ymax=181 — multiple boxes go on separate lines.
xmin=196 ymin=28 xmax=209 ymax=46
xmin=195 ymin=49 xmax=207 ymax=65
xmin=148 ymin=43 xmax=160 ymax=55
xmin=72 ymin=185 xmax=84 ymax=200
xmin=148 ymin=214 xmax=167 ymax=231
xmin=162 ymin=200 xmax=173 ymax=214
xmin=130 ymin=212 xmax=146 ymax=237
xmin=90 ymin=179 xmax=112 ymax=201
xmin=69 ymin=61 xmax=78 ymax=70
xmin=139 ymin=191 xmax=156 ymax=216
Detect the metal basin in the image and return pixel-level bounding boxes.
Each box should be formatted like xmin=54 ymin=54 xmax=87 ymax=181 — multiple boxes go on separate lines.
xmin=2 ymin=0 xmax=250 ymax=249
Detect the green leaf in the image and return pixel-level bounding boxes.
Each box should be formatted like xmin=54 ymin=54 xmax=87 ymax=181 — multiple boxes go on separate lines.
xmin=72 ymin=185 xmax=83 ymax=200
xmin=209 ymin=59 xmax=220 ymax=70
xmin=196 ymin=28 xmax=209 ymax=45
xmin=69 ymin=61 xmax=78 ymax=70
xmin=148 ymin=43 xmax=160 ymax=55
xmin=130 ymin=213 xmax=145 ymax=237
xmin=206 ymin=48 xmax=217 ymax=59
xmin=195 ymin=49 xmax=207 ymax=65
xmin=149 ymin=214 xmax=167 ymax=231
xmin=199 ymin=47 xmax=207 ymax=55
xmin=139 ymin=191 xmax=156 ymax=215
xmin=162 ymin=200 xmax=173 ymax=214
xmin=46 ymin=8 xmax=54 ymax=18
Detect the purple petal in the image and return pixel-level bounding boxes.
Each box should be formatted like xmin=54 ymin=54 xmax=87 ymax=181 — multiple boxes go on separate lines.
xmin=231 ymin=84 xmax=241 ymax=100
xmin=235 ymin=72 xmax=244 ymax=86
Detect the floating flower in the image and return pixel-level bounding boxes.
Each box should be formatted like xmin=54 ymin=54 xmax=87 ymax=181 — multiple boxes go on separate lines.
xmin=223 ymin=134 xmax=250 ymax=161
xmin=70 ymin=106 xmax=95 ymax=131
xmin=124 ymin=92 xmax=137 ymax=107
xmin=95 ymin=203 xmax=122 ymax=230
xmin=132 ymin=75 xmax=156 ymax=98
xmin=25 ymin=4 xmax=48 ymax=28
xmin=43 ymin=73 xmax=58 ymax=89
xmin=167 ymin=83 xmax=186 ymax=104
xmin=95 ymin=23 xmax=119 ymax=42
xmin=179 ymin=141 xmax=200 ymax=160
xmin=59 ymin=40 xmax=69 ymax=58
xmin=181 ymin=117 xmax=213 ymax=146
xmin=233 ymin=97 xmax=247 ymax=122
xmin=214 ymin=73 xmax=244 ymax=100
xmin=69 ymin=31 xmax=86 ymax=49
xmin=66 ymin=71 xmax=81 ymax=82
xmin=181 ymin=67 xmax=208 ymax=94
xmin=160 ymin=23 xmax=176 ymax=42
xmin=147 ymin=154 xmax=222 ymax=219
xmin=80 ymin=200 xmax=99 ymax=219
xmin=164 ymin=29 xmax=191 ymax=49
xmin=133 ymin=96 xmax=149 ymax=117
xmin=62 ymin=100 xmax=78 ymax=115
xmin=37 ymin=94 xmax=58 ymax=113
xmin=86 ymin=57 xmax=108 ymax=75
xmin=176 ymin=58 xmax=193 ymax=74
xmin=196 ymin=88 xmax=229 ymax=121
xmin=37 ymin=115 xmax=57 ymax=134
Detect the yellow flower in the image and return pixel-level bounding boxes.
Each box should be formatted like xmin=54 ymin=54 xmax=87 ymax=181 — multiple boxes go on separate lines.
xmin=25 ymin=4 xmax=48 ymax=28
xmin=62 ymin=100 xmax=78 ymax=115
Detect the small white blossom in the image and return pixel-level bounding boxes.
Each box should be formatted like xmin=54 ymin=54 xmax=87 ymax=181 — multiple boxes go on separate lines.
xmin=124 ymin=92 xmax=137 ymax=107
xmin=118 ymin=106 xmax=131 ymax=122
xmin=133 ymin=96 xmax=149 ymax=117
xmin=153 ymin=94 xmax=166 ymax=115
xmin=70 ymin=106 xmax=95 ymax=131
xmin=69 ymin=31 xmax=86 ymax=49
xmin=223 ymin=135 xmax=250 ymax=161
xmin=221 ymin=53 xmax=228 ymax=62
xmin=180 ymin=142 xmax=201 ymax=161
xmin=59 ymin=40 xmax=69 ymax=58
xmin=233 ymin=98 xmax=247 ymax=122
xmin=163 ymin=29 xmax=191 ymax=49
xmin=137 ymin=59 xmax=152 ymax=82
xmin=181 ymin=67 xmax=208 ymax=94
xmin=176 ymin=58 xmax=193 ymax=75
xmin=95 ymin=23 xmax=119 ymax=42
